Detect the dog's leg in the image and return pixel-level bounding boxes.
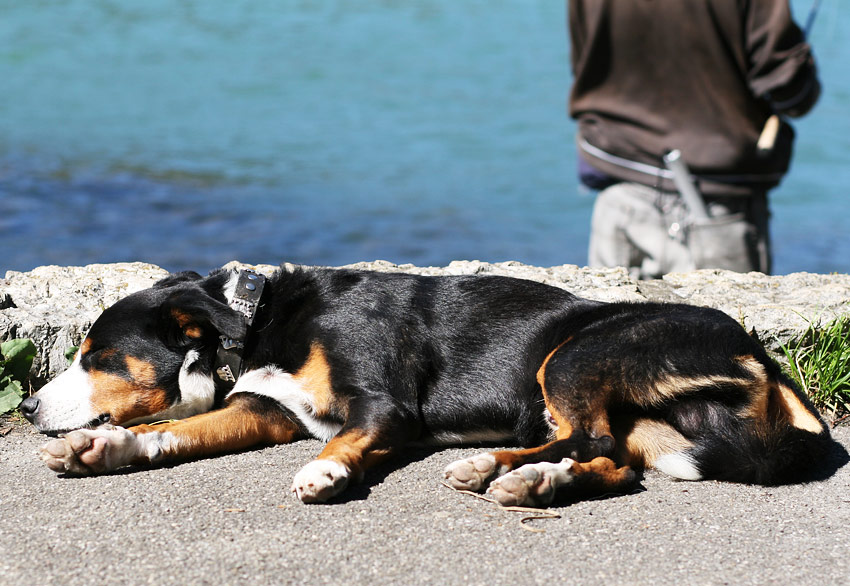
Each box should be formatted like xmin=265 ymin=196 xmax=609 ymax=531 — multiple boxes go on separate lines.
xmin=291 ymin=398 xmax=412 ymax=503
xmin=40 ymin=394 xmax=301 ymax=475
xmin=445 ymin=332 xmax=620 ymax=493
xmin=290 ymin=429 xmax=387 ymax=503
xmin=486 ymin=456 xmax=636 ymax=507
xmin=444 ymin=441 xmax=633 ymax=507
xmin=445 ymin=334 xmax=634 ymax=503
xmin=443 ymin=433 xmax=616 ymax=492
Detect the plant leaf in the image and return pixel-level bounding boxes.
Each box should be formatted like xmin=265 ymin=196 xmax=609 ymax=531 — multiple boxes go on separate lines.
xmin=0 ymin=339 xmax=36 ymax=384
xmin=0 ymin=380 xmax=23 ymax=414
xmin=65 ymin=345 xmax=80 ymax=364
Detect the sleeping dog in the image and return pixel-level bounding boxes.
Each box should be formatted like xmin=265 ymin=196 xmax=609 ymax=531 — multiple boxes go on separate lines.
xmin=21 ymin=266 xmax=831 ymax=506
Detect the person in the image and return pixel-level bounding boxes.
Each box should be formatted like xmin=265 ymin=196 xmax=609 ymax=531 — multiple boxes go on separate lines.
xmin=568 ymin=0 xmax=821 ymax=279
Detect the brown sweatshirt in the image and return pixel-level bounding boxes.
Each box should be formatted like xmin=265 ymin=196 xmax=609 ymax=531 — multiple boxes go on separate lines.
xmin=569 ymin=0 xmax=820 ymax=196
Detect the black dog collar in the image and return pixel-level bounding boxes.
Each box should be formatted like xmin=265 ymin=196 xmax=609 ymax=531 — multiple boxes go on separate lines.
xmin=214 ymin=269 xmax=266 ymax=391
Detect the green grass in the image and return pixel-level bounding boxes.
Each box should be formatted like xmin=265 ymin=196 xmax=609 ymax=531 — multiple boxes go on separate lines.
xmin=782 ymin=315 xmax=850 ymax=417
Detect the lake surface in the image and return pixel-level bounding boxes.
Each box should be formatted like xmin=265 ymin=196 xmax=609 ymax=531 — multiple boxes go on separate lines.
xmin=1 ymin=0 xmax=848 ymax=275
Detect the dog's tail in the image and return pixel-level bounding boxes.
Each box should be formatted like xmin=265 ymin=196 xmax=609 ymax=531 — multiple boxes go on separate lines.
xmin=668 ymin=374 xmax=832 ymax=486
xmin=688 ymin=417 xmax=831 ymax=486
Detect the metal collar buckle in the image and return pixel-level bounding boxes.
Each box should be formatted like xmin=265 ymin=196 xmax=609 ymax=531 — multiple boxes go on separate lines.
xmin=213 ymin=269 xmax=267 ymax=391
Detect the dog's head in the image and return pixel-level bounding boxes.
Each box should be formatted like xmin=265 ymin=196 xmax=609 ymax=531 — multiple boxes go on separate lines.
xmin=20 ymin=271 xmax=245 ymax=435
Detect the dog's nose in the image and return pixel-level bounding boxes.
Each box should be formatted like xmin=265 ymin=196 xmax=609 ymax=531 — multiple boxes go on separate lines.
xmin=19 ymin=396 xmax=39 ymax=422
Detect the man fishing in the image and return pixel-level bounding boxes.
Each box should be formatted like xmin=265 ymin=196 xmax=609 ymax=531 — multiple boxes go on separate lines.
xmin=569 ymin=0 xmax=821 ymax=279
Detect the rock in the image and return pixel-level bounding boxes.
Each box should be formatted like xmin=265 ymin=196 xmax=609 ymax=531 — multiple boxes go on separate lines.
xmin=2 ymin=260 xmax=849 ymax=388
xmin=658 ymin=270 xmax=850 ymax=353
xmin=342 ymin=259 xmax=646 ymax=302
xmin=1 ymin=263 xmax=169 ymax=385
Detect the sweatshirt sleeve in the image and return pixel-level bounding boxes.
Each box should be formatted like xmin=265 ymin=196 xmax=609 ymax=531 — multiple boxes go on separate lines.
xmin=745 ymin=0 xmax=820 ymax=117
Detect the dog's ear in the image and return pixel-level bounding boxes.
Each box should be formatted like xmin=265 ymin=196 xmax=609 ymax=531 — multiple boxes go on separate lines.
xmin=159 ymin=287 xmax=246 ymax=347
xmin=154 ymin=271 xmax=204 ymax=289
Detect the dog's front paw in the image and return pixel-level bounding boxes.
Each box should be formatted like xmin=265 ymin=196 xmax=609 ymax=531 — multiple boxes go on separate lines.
xmin=40 ymin=427 xmax=138 ymax=475
xmin=443 ymin=453 xmax=503 ymax=492
xmin=292 ymin=459 xmax=350 ymax=503
xmin=487 ymin=459 xmax=576 ymax=507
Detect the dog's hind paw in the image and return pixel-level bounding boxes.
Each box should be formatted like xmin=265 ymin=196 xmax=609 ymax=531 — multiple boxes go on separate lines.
xmin=39 ymin=427 xmax=138 ymax=475
xmin=486 ymin=459 xmax=576 ymax=507
xmin=443 ymin=453 xmax=503 ymax=492
xmin=292 ymin=459 xmax=350 ymax=503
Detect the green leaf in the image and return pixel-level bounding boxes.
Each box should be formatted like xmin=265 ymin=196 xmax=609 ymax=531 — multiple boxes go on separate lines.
xmin=0 ymin=339 xmax=36 ymax=383
xmin=65 ymin=345 xmax=80 ymax=364
xmin=1 ymin=338 xmax=35 ymax=360
xmin=0 ymin=379 xmax=23 ymax=414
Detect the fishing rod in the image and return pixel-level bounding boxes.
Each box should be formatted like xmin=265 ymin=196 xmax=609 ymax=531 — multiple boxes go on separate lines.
xmin=804 ymin=0 xmax=822 ymax=35
xmin=755 ymin=0 xmax=822 ymax=155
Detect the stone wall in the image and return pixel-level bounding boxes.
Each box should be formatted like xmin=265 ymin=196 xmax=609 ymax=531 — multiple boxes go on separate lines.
xmin=2 ymin=260 xmax=849 ymax=387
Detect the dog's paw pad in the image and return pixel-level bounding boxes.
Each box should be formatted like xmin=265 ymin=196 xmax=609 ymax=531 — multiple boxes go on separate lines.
xmin=39 ymin=428 xmax=134 ymax=475
xmin=292 ymin=459 xmax=350 ymax=503
xmin=41 ymin=431 xmax=101 ymax=475
xmin=444 ymin=453 xmax=501 ymax=492
xmin=41 ymin=437 xmax=84 ymax=473
xmin=487 ymin=460 xmax=575 ymax=507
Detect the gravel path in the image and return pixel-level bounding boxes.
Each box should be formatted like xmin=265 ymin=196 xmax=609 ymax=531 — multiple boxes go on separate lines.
xmin=2 ymin=418 xmax=848 ymax=585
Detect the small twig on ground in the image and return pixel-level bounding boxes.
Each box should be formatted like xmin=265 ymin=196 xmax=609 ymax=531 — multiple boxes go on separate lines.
xmin=440 ymin=481 xmax=561 ymax=532
xmin=832 ymin=413 xmax=850 ymax=428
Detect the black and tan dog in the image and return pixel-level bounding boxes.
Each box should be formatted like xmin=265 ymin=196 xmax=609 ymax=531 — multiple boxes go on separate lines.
xmin=21 ymin=266 xmax=831 ymax=506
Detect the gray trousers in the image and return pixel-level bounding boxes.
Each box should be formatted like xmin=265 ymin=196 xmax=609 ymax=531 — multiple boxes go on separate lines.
xmin=588 ymin=182 xmax=771 ymax=280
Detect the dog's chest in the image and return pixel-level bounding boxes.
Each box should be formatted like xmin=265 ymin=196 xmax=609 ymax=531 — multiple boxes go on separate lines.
xmin=229 ymin=365 xmax=343 ymax=442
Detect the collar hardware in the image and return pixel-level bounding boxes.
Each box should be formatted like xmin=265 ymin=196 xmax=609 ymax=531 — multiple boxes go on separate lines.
xmin=213 ymin=269 xmax=267 ymax=391
xmin=219 ymin=336 xmax=244 ymax=351
xmin=216 ymin=364 xmax=237 ymax=384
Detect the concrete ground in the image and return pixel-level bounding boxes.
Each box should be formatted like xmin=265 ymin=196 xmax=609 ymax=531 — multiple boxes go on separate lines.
xmin=2 ymin=417 xmax=849 ymax=585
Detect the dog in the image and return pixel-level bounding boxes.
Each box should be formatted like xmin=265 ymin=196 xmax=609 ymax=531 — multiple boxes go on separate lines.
xmin=20 ymin=266 xmax=831 ymax=507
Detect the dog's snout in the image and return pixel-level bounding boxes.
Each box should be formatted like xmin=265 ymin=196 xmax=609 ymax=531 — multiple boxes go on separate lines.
xmin=19 ymin=396 xmax=40 ymax=422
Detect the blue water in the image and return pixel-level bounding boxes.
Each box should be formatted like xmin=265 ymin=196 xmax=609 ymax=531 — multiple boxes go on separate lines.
xmin=1 ymin=1 xmax=848 ymax=275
